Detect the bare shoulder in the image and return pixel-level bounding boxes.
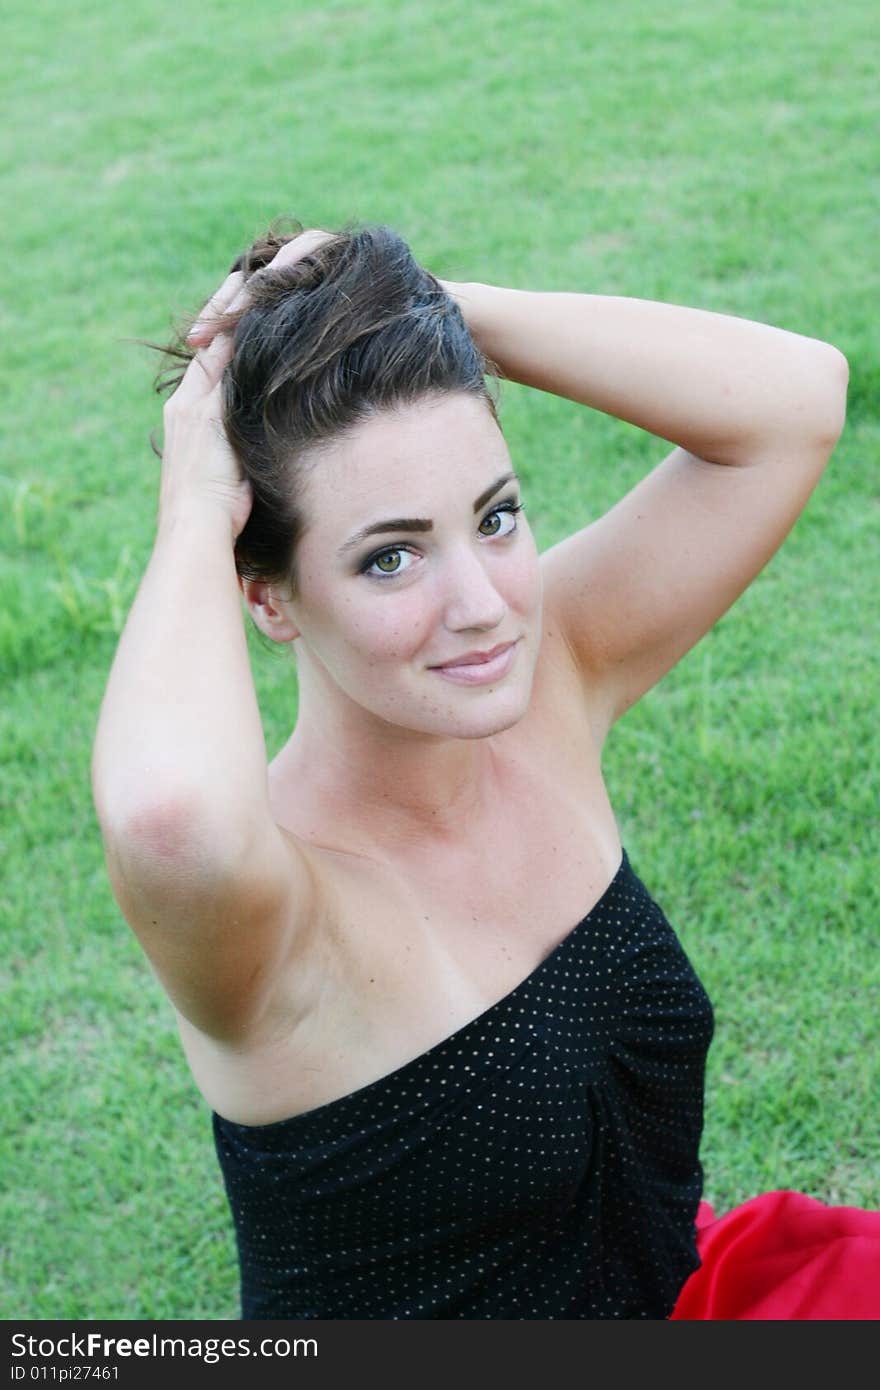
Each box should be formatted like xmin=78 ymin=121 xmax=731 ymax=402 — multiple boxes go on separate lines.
xmin=103 ymin=800 xmax=324 ymax=1043
xmin=114 ymin=626 xmax=606 ymax=1059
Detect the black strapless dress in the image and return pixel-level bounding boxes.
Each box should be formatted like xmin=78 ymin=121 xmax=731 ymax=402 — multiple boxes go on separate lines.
xmin=212 ymin=847 xmax=714 ymax=1318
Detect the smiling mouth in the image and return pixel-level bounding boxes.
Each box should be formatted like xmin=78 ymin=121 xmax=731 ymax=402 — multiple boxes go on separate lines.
xmin=428 ymin=640 xmax=519 ymax=685
xmin=431 ymin=641 xmax=516 ymax=669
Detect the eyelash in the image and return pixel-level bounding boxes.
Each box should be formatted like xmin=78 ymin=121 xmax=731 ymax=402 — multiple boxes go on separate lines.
xmin=360 ymin=500 xmax=524 ymax=579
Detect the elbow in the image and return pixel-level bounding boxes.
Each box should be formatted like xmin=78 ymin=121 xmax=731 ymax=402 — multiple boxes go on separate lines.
xmin=823 ymin=343 xmax=849 ymax=438
xmin=807 ymin=342 xmax=849 ymax=454
xmin=93 ymin=780 xmax=188 ymax=858
xmin=120 ymin=798 xmax=199 ymax=863
xmin=102 ymin=791 xmax=234 ymax=875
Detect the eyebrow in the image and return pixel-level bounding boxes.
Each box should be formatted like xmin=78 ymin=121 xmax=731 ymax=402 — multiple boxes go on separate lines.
xmin=337 ymin=471 xmax=519 ymax=556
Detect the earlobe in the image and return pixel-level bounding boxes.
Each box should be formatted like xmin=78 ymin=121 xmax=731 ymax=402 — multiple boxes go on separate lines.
xmin=238 ymin=576 xmax=300 ymax=643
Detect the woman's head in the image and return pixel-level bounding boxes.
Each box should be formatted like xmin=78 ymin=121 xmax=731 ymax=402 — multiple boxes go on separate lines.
xmin=159 ymin=219 xmax=503 ymax=607
xmin=156 ymin=219 xmax=542 ymax=740
xmin=267 ymin=389 xmax=543 ymax=743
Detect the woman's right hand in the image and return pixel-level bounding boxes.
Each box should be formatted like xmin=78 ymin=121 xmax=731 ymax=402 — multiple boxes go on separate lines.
xmin=186 ymin=228 xmax=336 ymax=350
xmin=160 ymin=230 xmax=336 ymax=540
xmin=159 ymin=270 xmax=254 ymax=540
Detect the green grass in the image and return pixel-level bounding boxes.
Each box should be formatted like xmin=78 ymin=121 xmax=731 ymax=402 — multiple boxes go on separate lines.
xmin=2 ymin=0 xmax=878 ymax=1320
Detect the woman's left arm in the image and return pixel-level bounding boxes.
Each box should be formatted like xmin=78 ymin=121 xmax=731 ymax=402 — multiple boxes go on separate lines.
xmin=443 ymin=282 xmax=846 ymax=463
xmin=443 ymin=280 xmax=849 ymax=740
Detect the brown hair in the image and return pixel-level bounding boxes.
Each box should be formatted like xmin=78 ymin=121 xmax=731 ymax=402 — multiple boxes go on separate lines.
xmin=155 ymin=218 xmax=502 ymax=626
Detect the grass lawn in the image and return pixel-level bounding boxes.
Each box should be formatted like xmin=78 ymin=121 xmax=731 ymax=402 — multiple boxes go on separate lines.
xmin=2 ymin=0 xmax=877 ymax=1320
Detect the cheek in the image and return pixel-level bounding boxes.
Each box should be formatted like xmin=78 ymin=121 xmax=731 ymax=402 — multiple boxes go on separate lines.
xmin=505 ymin=540 xmax=542 ymax=615
xmin=344 ymin=589 xmax=439 ymax=665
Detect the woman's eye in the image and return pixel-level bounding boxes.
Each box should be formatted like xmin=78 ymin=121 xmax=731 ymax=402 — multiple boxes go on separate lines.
xmin=362 ymin=505 xmax=522 ymax=577
xmin=364 ymin=548 xmax=414 ymax=577
xmin=478 ymin=504 xmax=521 ymax=538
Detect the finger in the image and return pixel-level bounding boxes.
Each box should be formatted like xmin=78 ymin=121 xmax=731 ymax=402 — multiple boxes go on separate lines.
xmin=267 ymin=227 xmax=336 ymax=271
xmin=195 ymin=327 xmax=236 ymax=378
xmin=186 ymin=230 xmax=336 ymax=347
xmin=176 ymin=327 xmax=235 ymax=399
xmin=187 ymin=270 xmax=245 ymax=346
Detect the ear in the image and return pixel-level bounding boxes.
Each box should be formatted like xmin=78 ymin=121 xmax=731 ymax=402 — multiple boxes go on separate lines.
xmin=237 ymin=575 xmax=300 ymax=643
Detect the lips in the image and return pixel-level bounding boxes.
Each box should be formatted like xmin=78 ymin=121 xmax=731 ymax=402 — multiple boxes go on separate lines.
xmin=428 ymin=640 xmax=520 ymax=686
xmin=431 ymin=641 xmax=515 ymax=669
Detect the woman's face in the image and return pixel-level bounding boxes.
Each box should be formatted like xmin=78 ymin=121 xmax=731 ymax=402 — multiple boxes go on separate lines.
xmin=282 ymin=392 xmax=544 ymax=741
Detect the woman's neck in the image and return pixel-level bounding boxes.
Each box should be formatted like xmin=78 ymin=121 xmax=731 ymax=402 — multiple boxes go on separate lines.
xmin=273 ymin=693 xmax=505 ymax=857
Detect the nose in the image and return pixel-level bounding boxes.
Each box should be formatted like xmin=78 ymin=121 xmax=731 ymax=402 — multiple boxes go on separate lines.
xmin=440 ymin=545 xmax=507 ymax=633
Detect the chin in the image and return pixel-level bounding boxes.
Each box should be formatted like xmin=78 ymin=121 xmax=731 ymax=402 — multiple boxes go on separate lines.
xmin=458 ymin=708 xmax=527 ymax=740
xmin=427 ymin=681 xmax=534 ymax=741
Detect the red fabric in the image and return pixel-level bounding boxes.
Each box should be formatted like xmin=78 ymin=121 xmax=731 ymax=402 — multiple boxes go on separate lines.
xmin=669 ymin=1190 xmax=880 ymax=1319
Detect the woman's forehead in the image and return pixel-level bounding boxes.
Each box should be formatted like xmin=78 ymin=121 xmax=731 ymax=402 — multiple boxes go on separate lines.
xmin=302 ymin=396 xmax=511 ymax=522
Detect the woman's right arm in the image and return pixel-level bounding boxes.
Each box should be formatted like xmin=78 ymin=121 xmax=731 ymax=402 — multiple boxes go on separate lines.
xmin=91 ymin=278 xmax=315 ymax=1039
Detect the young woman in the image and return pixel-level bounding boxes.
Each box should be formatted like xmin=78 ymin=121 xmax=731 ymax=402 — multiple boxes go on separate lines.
xmin=91 ymin=220 xmax=875 ymax=1319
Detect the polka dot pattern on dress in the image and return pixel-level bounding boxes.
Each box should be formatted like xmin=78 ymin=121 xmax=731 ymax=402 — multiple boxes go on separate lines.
xmin=212 ymin=847 xmax=715 ymax=1319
